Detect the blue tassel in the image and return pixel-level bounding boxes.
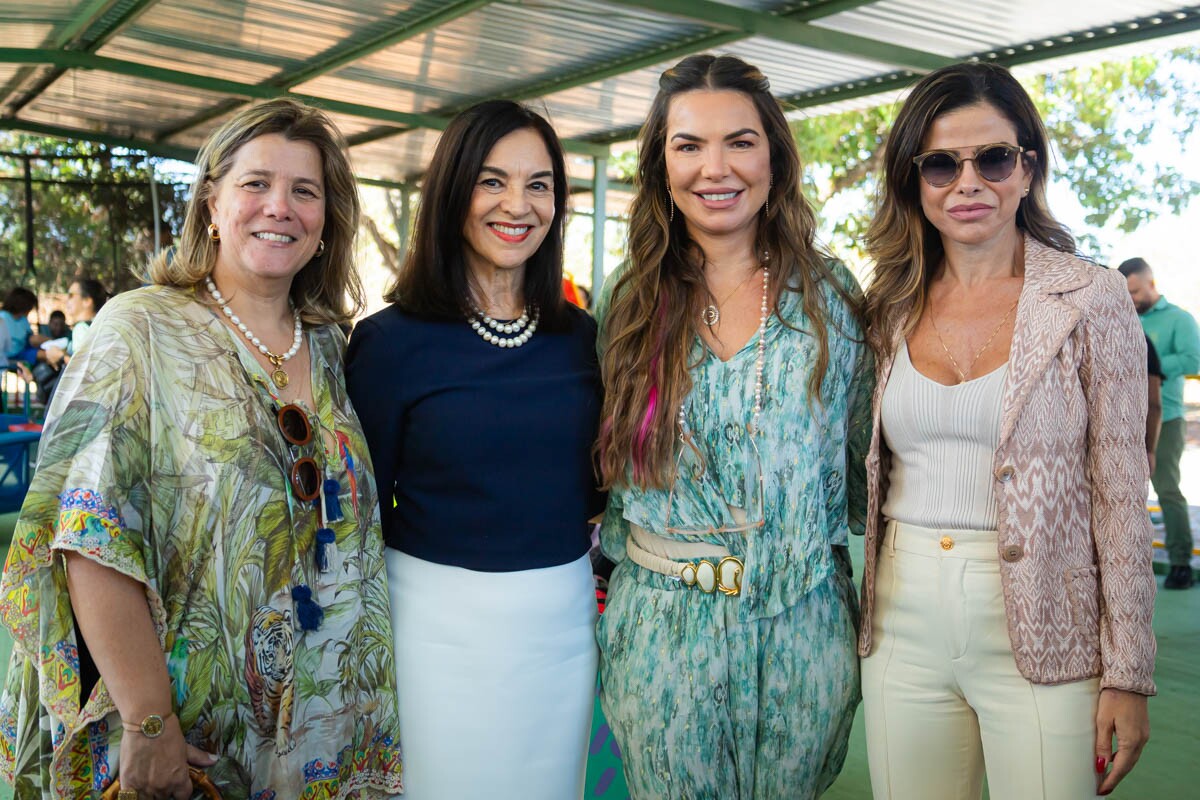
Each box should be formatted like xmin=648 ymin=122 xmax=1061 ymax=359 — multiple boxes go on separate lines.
xmin=315 ymin=528 xmax=336 ymax=573
xmin=291 ymin=584 xmax=324 ymax=631
xmin=323 ymin=478 xmax=344 ymax=523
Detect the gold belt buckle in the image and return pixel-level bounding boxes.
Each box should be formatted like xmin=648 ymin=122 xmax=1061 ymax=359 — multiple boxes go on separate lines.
xmin=679 ymin=556 xmax=743 ymax=596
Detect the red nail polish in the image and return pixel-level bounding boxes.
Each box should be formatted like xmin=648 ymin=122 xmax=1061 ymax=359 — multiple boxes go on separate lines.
xmin=1095 ymin=756 xmax=1107 ymax=774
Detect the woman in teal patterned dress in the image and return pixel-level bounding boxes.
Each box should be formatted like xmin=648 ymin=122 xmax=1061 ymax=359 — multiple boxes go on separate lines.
xmin=0 ymin=100 xmax=403 ymax=799
xmin=595 ymin=55 xmax=871 ymax=799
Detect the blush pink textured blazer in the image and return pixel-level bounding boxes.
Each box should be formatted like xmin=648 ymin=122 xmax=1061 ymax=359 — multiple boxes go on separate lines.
xmin=859 ymin=236 xmax=1158 ymax=695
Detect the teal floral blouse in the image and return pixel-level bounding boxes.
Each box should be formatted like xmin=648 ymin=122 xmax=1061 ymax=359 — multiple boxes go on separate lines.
xmin=600 ymin=262 xmax=873 ymax=622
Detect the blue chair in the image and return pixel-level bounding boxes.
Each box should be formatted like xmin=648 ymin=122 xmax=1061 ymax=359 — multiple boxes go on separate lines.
xmin=0 ymin=412 xmax=40 ymax=514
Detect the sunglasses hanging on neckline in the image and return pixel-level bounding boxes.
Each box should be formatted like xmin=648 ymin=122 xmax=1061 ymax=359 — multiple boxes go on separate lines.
xmin=276 ymin=403 xmax=320 ymax=502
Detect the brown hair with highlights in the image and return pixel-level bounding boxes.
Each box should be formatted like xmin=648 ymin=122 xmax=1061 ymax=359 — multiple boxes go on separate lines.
xmin=147 ymin=98 xmax=363 ymax=326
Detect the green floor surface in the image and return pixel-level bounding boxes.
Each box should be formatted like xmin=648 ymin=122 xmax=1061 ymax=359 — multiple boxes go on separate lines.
xmin=0 ymin=519 xmax=1195 ymax=799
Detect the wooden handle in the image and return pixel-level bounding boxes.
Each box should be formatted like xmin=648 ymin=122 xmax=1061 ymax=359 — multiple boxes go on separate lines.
xmin=100 ymin=767 xmax=222 ymax=800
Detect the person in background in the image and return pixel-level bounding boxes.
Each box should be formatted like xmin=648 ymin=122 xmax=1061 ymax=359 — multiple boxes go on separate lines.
xmin=0 ymin=287 xmax=48 ymax=363
xmin=43 ymin=277 xmax=108 ymax=369
xmin=346 ymin=99 xmax=603 ymax=800
xmin=41 ymin=309 xmax=71 ymax=341
xmin=1119 ymin=256 xmax=1200 ymax=590
xmin=595 ymin=54 xmax=869 ymax=799
xmin=0 ymin=98 xmax=403 ymax=799
xmin=861 ymin=62 xmax=1155 ymax=799
xmin=1146 ymin=335 xmax=1164 ymax=475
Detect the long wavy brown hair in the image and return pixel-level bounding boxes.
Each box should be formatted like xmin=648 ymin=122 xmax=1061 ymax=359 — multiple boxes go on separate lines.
xmin=865 ymin=62 xmax=1074 ymax=348
xmin=598 ymin=54 xmax=858 ymax=490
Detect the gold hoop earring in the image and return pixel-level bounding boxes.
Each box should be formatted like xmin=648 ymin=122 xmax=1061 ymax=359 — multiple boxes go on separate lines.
xmin=207 ymin=223 xmax=220 ymax=242
xmin=315 ymin=239 xmax=326 ymax=257
xmin=667 ymin=190 xmax=675 ymax=223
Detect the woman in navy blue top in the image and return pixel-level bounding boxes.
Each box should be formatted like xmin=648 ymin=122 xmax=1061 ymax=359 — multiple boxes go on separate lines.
xmin=345 ymin=100 xmax=603 ymax=800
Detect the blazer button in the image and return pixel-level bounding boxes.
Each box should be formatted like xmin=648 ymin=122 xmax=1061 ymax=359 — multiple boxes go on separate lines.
xmin=997 ymin=465 xmax=1016 ymax=482
xmin=1001 ymin=543 xmax=1024 ymax=562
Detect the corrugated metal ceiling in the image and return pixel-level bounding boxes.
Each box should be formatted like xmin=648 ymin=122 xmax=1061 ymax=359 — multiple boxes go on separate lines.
xmin=1 ymin=0 xmax=1198 ymax=186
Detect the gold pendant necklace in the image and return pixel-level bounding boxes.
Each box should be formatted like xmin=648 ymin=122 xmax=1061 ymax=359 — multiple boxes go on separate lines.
xmin=700 ymin=264 xmax=762 ymax=327
xmin=205 ymin=277 xmax=303 ymax=390
xmin=930 ymin=296 xmax=1019 ymax=383
xmin=268 ymin=355 xmax=290 ymax=388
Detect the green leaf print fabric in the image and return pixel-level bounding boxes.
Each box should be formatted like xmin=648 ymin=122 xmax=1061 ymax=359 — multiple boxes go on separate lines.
xmin=598 ymin=262 xmax=874 ymax=622
xmin=0 ymin=286 xmax=402 ymax=799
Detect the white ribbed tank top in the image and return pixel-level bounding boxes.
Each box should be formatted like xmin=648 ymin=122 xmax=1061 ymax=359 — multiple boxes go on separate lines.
xmin=880 ymin=343 xmax=1007 ymax=531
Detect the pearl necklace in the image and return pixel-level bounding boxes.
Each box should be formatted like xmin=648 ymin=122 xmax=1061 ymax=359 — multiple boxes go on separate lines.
xmin=466 ymin=296 xmax=539 ymax=348
xmin=679 ymin=265 xmax=770 ymax=437
xmin=205 ymin=277 xmax=303 ymax=388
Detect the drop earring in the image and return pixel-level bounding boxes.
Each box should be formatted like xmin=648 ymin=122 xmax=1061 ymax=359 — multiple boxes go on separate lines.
xmin=667 ymin=190 xmax=675 ymax=223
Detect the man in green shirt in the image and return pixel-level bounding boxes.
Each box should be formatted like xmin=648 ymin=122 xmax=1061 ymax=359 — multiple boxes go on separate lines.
xmin=1120 ymin=257 xmax=1200 ymax=589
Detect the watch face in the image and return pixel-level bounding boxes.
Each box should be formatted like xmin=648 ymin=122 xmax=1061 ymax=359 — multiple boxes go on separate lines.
xmin=141 ymin=715 xmax=165 ymax=737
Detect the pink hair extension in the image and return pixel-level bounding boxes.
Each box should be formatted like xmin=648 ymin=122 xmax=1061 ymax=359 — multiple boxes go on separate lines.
xmin=631 ymin=287 xmax=671 ymax=483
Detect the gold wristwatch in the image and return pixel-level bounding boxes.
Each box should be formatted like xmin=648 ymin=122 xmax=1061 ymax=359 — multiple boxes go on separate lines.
xmin=121 ymin=711 xmax=174 ymax=738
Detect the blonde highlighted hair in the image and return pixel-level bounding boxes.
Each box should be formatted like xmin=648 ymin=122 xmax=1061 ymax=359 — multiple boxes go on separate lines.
xmin=147 ymin=98 xmax=364 ymax=325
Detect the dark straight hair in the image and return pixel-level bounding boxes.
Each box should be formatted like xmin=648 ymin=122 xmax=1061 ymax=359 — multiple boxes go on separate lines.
xmin=72 ymin=276 xmax=109 ymax=315
xmin=385 ymin=100 xmax=571 ymax=331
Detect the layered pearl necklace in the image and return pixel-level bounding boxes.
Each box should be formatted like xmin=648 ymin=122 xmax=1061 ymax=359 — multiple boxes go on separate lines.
xmin=466 ymin=295 xmax=539 ymax=348
xmin=206 ymin=277 xmax=303 ymax=388
xmin=679 ymin=264 xmax=770 ymax=436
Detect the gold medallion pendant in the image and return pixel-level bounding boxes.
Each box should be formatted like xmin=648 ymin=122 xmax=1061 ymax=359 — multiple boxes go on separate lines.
xmin=268 ymin=355 xmax=290 ymax=388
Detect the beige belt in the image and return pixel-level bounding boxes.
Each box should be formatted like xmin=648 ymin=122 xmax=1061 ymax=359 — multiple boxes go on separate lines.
xmin=626 ymin=524 xmax=745 ymax=596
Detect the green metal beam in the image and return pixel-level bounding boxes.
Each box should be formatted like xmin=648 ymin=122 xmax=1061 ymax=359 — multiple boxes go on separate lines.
xmin=580 ymin=6 xmax=1200 ymax=145
xmin=0 ymin=118 xmax=198 ymax=162
xmin=0 ymin=48 xmax=609 ymax=157
xmin=0 ymin=0 xmax=115 ymax=110
xmin=0 ymin=47 xmax=449 ymax=128
xmin=0 ymin=118 xmax=429 ymax=193
xmin=602 ymin=0 xmax=949 ymax=72
xmin=344 ymin=0 xmax=885 ymax=150
xmin=55 ymin=0 xmax=123 ymax=47
xmin=2 ymin=0 xmax=164 ymax=116
xmin=779 ymin=8 xmax=1200 ymax=111
xmin=285 ymin=0 xmax=494 ymax=90
xmin=157 ymin=0 xmax=495 ymax=141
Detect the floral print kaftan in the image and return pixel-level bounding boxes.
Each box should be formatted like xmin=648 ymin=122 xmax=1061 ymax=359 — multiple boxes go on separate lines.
xmin=0 ymin=286 xmax=403 ymax=799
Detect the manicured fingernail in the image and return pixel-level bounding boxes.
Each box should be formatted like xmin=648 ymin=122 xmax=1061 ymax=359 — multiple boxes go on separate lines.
xmin=1095 ymin=756 xmax=1107 ymax=774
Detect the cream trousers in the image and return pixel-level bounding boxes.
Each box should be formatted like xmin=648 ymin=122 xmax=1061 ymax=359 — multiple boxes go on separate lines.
xmin=861 ymin=520 xmax=1100 ymax=800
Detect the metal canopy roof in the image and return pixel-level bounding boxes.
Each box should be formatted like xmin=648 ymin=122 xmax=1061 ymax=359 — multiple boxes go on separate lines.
xmin=2 ymin=0 xmax=1199 ymax=189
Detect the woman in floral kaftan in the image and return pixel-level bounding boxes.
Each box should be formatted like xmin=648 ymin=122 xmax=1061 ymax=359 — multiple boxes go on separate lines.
xmin=0 ymin=99 xmax=403 ymax=800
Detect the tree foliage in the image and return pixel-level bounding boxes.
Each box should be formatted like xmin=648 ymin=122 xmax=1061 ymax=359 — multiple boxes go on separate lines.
xmin=0 ymin=133 xmax=189 ymax=297
xmin=791 ymin=48 xmax=1200 ymax=260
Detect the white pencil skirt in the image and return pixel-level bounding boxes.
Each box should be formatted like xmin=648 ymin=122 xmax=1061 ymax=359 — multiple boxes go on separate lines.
xmin=385 ymin=548 xmax=599 ymax=800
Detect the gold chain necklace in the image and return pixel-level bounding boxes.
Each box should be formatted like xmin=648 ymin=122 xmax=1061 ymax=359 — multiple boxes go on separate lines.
xmin=929 ymin=295 xmax=1019 ymax=383
xmin=700 ymin=266 xmax=762 ymax=327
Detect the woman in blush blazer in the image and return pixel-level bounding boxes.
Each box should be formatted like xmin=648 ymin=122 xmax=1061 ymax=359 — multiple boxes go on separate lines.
xmin=859 ymin=62 xmax=1155 ymax=800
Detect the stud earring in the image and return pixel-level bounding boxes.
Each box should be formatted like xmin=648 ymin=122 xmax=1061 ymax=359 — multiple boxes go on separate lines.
xmin=207 ymin=223 xmax=220 ymax=242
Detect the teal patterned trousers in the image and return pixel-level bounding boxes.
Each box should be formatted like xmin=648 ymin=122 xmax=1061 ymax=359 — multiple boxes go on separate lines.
xmin=598 ymin=554 xmax=860 ymax=799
